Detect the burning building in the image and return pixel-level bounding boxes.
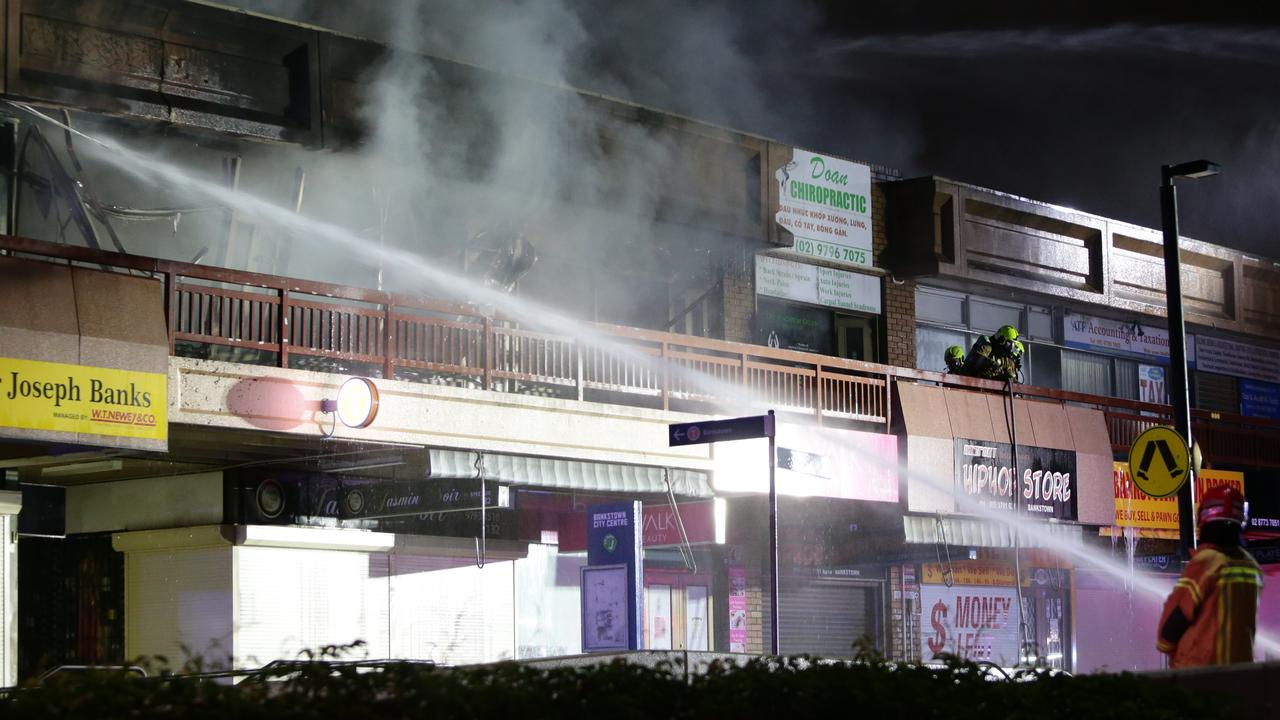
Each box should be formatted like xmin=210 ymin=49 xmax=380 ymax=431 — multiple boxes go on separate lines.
xmin=0 ymin=0 xmax=1274 ymax=683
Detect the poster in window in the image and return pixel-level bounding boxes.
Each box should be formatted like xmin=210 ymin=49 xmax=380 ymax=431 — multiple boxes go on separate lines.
xmin=1138 ymin=364 xmax=1167 ymax=405
xmin=581 ymin=564 xmax=630 ymax=652
xmin=754 ymin=299 xmax=833 ymax=355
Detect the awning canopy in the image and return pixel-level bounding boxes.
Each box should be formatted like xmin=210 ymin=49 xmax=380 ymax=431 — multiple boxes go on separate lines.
xmin=904 ymin=513 xmax=1084 ymax=550
xmin=428 ymin=448 xmax=713 ymax=498
xmin=894 ymin=380 xmax=1113 ymax=526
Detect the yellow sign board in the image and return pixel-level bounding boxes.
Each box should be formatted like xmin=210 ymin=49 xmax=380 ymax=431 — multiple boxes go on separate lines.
xmin=0 ymin=356 xmax=167 ymax=442
xmin=921 ymin=561 xmax=1017 ymax=587
xmin=1112 ymin=461 xmax=1244 ymax=537
xmin=1127 ymin=425 xmax=1189 ymax=498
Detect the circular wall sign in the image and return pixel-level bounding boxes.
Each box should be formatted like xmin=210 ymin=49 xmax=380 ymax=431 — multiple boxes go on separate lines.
xmin=335 ymin=377 xmax=380 ymax=429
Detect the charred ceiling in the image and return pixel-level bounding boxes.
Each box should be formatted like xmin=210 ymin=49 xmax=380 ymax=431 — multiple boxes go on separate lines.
xmin=4 ymin=0 xmax=320 ymax=143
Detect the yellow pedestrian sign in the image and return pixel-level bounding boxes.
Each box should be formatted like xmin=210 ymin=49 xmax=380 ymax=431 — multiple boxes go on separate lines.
xmin=1127 ymin=426 xmax=1190 ymax=498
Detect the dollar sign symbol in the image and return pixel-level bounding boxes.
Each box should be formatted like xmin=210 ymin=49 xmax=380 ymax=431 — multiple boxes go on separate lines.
xmin=927 ymin=600 xmax=948 ymax=655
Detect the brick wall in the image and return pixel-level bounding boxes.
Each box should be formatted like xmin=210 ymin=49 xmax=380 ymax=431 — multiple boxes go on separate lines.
xmin=885 ymin=277 xmax=917 ymax=368
xmin=872 ymin=179 xmax=917 ymax=368
xmin=722 ymin=267 xmax=755 ymax=344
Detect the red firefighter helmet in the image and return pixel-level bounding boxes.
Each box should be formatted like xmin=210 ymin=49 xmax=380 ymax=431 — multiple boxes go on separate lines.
xmin=1198 ymin=484 xmax=1248 ymax=528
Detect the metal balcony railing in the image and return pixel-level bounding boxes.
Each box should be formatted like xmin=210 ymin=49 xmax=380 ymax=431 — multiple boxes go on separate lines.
xmin=4 ymin=234 xmax=1278 ymax=467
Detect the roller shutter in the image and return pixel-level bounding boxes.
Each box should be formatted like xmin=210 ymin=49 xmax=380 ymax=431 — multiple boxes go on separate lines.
xmin=777 ymin=577 xmax=880 ymax=658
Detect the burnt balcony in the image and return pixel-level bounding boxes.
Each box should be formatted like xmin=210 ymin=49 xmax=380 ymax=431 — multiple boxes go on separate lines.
xmin=2 ymin=234 xmax=1277 ymax=468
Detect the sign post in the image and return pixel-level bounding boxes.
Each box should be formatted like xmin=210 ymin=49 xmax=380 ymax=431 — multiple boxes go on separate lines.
xmin=670 ymin=410 xmax=779 ymax=653
xmin=1127 ymin=426 xmax=1191 ymax=499
xmin=582 ymin=501 xmax=644 ymax=652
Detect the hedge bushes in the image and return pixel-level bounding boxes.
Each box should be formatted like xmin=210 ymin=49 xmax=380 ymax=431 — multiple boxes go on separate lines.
xmin=1 ymin=655 xmax=1237 ymax=720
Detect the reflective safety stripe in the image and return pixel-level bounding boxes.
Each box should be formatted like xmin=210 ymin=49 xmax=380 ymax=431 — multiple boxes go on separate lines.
xmin=1219 ymin=567 xmax=1263 ymax=586
xmin=1176 ymin=577 xmax=1202 ymax=605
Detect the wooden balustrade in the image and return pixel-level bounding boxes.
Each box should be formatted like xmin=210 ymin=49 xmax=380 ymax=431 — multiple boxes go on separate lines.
xmin=5 ymin=234 xmax=1280 ymax=465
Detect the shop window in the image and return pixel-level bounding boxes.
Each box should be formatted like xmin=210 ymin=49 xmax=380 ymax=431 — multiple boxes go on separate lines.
xmin=1113 ymin=358 xmax=1139 ymax=401
xmin=755 ymin=299 xmax=834 ymax=355
xmin=644 ymin=571 xmax=713 ymax=651
xmin=916 ymin=326 xmax=967 ymax=374
xmin=1027 ymin=307 xmax=1053 ymax=341
xmin=1026 ymin=342 xmax=1060 ymax=390
xmin=836 ymin=314 xmax=879 ymax=362
xmin=970 ymin=300 xmax=1022 ymax=335
xmin=916 ymin=288 xmax=964 ymax=325
xmin=1062 ymin=349 xmax=1113 ymax=397
xmin=1194 ymin=371 xmax=1238 ymax=413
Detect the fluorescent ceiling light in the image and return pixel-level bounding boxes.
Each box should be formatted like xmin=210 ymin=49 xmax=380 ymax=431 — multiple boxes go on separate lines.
xmin=41 ymin=459 xmax=123 ymax=477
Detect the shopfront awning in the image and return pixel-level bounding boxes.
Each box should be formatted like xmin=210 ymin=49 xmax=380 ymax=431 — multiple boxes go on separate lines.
xmin=428 ymin=448 xmax=713 ymax=498
xmin=895 ymin=380 xmax=1113 ymax=526
xmin=904 ymin=514 xmax=1084 ymax=550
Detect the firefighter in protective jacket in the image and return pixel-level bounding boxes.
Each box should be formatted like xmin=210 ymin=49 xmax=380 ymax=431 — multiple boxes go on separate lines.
xmin=1157 ymin=484 xmax=1263 ymax=667
xmin=962 ymin=325 xmax=1023 ymax=381
xmin=944 ymin=345 xmax=966 ymax=373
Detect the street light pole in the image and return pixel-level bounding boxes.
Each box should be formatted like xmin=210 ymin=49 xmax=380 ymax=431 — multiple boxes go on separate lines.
xmin=1160 ymin=159 xmax=1219 ymax=561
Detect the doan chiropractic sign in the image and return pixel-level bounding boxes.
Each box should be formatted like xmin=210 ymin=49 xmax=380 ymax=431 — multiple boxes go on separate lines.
xmin=775 ymin=149 xmax=873 ymax=268
xmin=0 ymin=356 xmax=167 ymax=447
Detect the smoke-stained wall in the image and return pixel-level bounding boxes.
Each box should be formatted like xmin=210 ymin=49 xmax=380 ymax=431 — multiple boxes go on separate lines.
xmin=3 ymin=0 xmax=789 ymax=335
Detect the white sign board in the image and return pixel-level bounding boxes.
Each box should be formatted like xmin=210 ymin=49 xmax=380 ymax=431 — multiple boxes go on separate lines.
xmin=756 ymin=254 xmax=881 ymax=314
xmin=712 ymin=423 xmax=898 ymax=502
xmin=775 ymin=149 xmax=873 ymax=268
xmin=1196 ymin=336 xmax=1280 ymax=384
xmin=1063 ymin=313 xmax=1170 ymax=360
xmin=919 ymin=583 xmax=1020 ymax=666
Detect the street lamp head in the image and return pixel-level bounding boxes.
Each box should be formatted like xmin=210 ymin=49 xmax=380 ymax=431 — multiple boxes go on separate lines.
xmin=1164 ymin=160 xmax=1221 ymax=182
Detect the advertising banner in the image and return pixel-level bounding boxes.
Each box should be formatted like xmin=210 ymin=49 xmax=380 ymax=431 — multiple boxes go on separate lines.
xmin=921 ymin=561 xmax=1016 ymax=587
xmin=774 ymin=149 xmax=873 ymax=268
xmin=1196 ymin=336 xmax=1280 ymax=384
xmin=953 ymin=439 xmax=1078 ymax=520
xmin=1112 ymin=461 xmax=1179 ymax=529
xmin=0 ymin=355 xmax=167 ymax=447
xmin=756 ymin=254 xmax=881 ymax=315
xmin=1240 ymin=379 xmax=1280 ymax=420
xmin=1112 ymin=462 xmax=1246 ymax=533
xmin=1063 ymin=314 xmax=1171 ymax=361
xmin=920 ymin=582 xmax=1021 ymax=666
xmin=232 ymin=470 xmax=517 ymax=539
xmin=728 ymin=565 xmax=748 ymax=652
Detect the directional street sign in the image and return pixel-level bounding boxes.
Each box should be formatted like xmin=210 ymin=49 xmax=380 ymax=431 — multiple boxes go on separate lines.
xmin=1128 ymin=425 xmax=1190 ymax=498
xmin=669 ymin=414 xmax=775 ymax=447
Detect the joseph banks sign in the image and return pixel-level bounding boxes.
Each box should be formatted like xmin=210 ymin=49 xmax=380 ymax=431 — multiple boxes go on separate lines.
xmin=0 ymin=356 xmax=167 ymax=445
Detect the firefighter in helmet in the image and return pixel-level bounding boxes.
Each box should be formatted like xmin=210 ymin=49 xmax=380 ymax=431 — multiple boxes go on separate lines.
xmin=1157 ymin=484 xmax=1263 ymax=667
xmin=963 ymin=325 xmax=1023 ymax=381
xmin=944 ymin=345 xmax=966 ymax=373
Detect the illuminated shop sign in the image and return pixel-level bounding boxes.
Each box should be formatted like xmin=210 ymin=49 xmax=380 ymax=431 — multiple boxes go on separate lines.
xmin=953 ymin=438 xmax=1077 ymax=520
xmin=0 ymin=356 xmax=167 ymax=447
xmin=714 ymin=424 xmax=898 ymax=502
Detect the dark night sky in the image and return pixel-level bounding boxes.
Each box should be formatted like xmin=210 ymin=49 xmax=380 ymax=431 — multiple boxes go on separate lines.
xmin=233 ymin=1 xmax=1280 ymax=259
xmin=572 ymin=2 xmax=1280 ymax=258
xmin=778 ymin=4 xmax=1280 ymax=259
